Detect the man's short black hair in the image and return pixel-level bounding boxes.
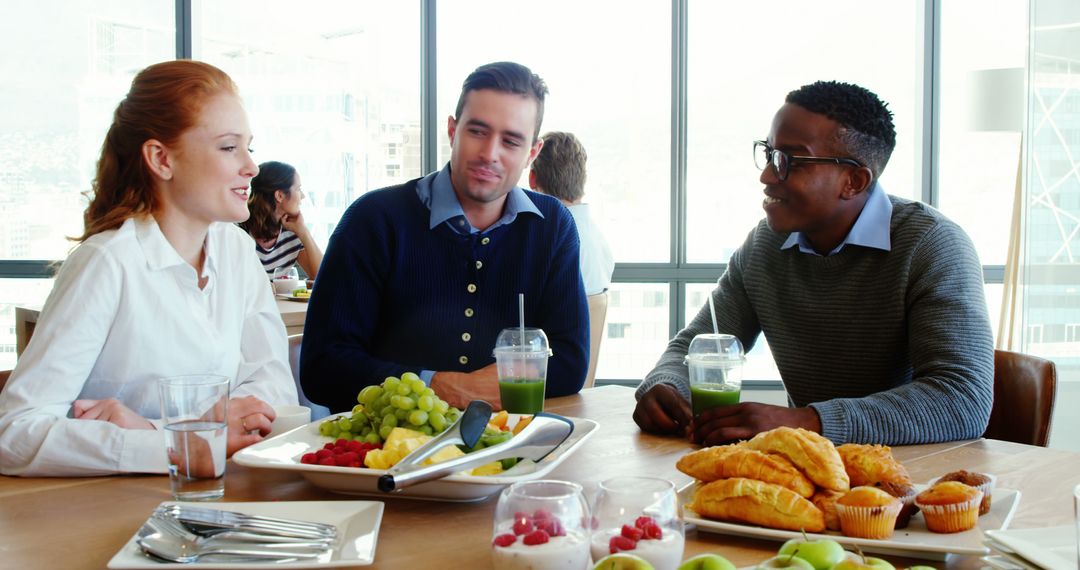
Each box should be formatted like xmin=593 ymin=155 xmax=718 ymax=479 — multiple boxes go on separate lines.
xmin=454 ymin=62 xmax=548 ymax=143
xmin=786 ymin=80 xmax=896 ymax=180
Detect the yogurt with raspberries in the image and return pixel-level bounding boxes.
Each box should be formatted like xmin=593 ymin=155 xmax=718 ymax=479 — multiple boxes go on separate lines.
xmin=589 ymin=518 xmax=684 ymax=570
xmin=492 ymin=530 xmax=590 ymax=570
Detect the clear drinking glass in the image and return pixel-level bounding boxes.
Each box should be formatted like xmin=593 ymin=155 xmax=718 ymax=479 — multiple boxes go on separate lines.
xmin=684 ymin=333 xmax=744 ymax=416
xmin=491 ymin=480 xmax=591 ymax=570
xmin=590 ymin=476 xmax=685 ymax=570
xmin=494 ymin=328 xmax=552 ymax=414
xmin=158 ymin=374 xmax=230 ymax=501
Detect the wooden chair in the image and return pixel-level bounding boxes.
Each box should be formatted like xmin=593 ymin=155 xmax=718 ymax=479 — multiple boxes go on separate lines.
xmin=288 ymin=334 xmax=331 ymax=420
xmin=583 ymin=291 xmax=609 ymax=389
xmin=983 ymin=349 xmax=1057 ymax=446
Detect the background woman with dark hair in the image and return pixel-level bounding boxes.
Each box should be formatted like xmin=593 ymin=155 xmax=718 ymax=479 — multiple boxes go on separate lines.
xmin=0 ymin=60 xmax=297 ymax=476
xmin=240 ymin=161 xmax=323 ymax=280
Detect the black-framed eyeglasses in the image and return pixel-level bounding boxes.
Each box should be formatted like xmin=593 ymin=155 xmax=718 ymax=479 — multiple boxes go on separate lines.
xmin=753 ymin=140 xmax=863 ymax=182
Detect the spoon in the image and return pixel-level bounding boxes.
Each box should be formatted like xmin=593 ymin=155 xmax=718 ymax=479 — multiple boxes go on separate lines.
xmin=137 ymin=515 xmax=329 ymax=563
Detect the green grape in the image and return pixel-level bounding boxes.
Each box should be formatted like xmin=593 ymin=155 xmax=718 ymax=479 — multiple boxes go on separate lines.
xmin=378 ymin=424 xmax=394 ymax=440
xmin=433 ymin=399 xmax=450 ymax=414
xmin=336 ymin=417 xmax=351 ymax=431
xmin=382 ymin=406 xmax=395 ymax=418
xmin=417 ymin=395 xmax=434 ymax=412
xmin=408 ymin=410 xmax=428 ymax=426
xmin=421 ymin=387 xmax=436 ymax=398
xmin=351 ymin=412 xmax=368 ymax=425
xmin=352 ymin=404 xmax=364 ymax=414
xmin=383 ymin=377 xmax=400 ymax=393
xmin=419 ymin=425 xmax=433 ymax=436
xmin=381 ymin=414 xmax=398 ymax=429
xmin=407 ymin=377 xmax=425 ymax=393
xmin=395 ymin=396 xmax=416 ymax=410
xmin=364 ymin=432 xmax=381 ymax=444
xmin=400 ymin=371 xmax=421 ymax=383
xmin=428 ymin=411 xmax=446 ymax=431
xmin=396 ymin=382 xmax=412 ymax=396
xmin=395 ymin=409 xmax=408 ymax=421
xmin=319 ymin=421 xmax=335 ymax=436
xmin=358 ymin=385 xmax=383 ymax=406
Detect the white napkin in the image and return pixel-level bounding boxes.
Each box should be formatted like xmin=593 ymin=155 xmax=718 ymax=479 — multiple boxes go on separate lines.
xmin=985 ymin=526 xmax=1077 ymax=570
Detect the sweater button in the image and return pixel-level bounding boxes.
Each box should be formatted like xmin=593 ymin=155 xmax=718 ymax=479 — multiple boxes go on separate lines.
xmin=464 ymin=308 xmax=474 ymax=317
xmin=475 ymin=260 xmax=483 ymax=270
xmin=467 ymin=284 xmax=477 ymax=293
xmin=459 ymin=355 xmax=469 ymax=365
xmin=461 ymin=332 xmax=471 ymax=342
xmin=481 ymin=237 xmax=491 ymax=245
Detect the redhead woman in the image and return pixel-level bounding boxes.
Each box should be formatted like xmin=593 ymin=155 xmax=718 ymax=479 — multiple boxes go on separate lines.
xmin=239 ymin=161 xmax=323 ymax=279
xmin=0 ymin=61 xmax=298 ymax=476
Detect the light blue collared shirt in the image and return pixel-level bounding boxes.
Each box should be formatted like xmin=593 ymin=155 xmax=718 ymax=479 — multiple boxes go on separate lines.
xmin=416 ymin=163 xmax=543 ymax=235
xmin=781 ymin=183 xmax=893 ymax=256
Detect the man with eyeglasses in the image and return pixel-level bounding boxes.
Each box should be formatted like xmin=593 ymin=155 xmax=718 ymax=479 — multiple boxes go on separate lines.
xmin=633 ymin=80 xmax=993 ymax=446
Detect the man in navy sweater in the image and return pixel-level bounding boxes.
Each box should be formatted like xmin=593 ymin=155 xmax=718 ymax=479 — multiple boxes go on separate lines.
xmin=301 ymin=62 xmax=589 ymax=412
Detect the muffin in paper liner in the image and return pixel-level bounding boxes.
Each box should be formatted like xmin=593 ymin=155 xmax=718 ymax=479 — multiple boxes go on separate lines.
xmin=834 ymin=500 xmax=903 ymax=539
xmin=931 ymin=472 xmax=997 ymax=516
xmin=916 ymin=491 xmax=983 ymax=533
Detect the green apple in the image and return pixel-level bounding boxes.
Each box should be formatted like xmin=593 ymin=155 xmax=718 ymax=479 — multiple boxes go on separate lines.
xmin=757 ymin=553 xmax=816 ymax=570
xmin=778 ymin=536 xmax=845 ymax=570
xmin=829 ymin=552 xmax=895 ymax=570
xmin=678 ymin=553 xmax=737 ymax=570
xmin=593 ymin=553 xmax=656 ymax=570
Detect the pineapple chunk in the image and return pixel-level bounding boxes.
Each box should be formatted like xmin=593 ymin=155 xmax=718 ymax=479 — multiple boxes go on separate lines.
xmin=363 ymin=427 xmax=464 ymax=469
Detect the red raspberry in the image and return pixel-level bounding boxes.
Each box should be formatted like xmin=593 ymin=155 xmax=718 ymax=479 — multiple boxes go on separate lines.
xmin=512 ymin=516 xmax=534 ymax=536
xmin=621 ymin=524 xmax=644 ymax=541
xmin=609 ymin=535 xmax=637 ymax=553
xmin=315 ymin=449 xmax=333 ymax=460
xmin=317 ymin=457 xmax=335 ymax=466
xmin=641 ymin=522 xmax=663 ymax=540
xmin=323 ymin=442 xmax=335 ymax=450
xmin=634 ymin=516 xmax=655 ymax=529
xmin=334 ymin=452 xmax=358 ymax=467
xmin=536 ymin=518 xmax=565 ymax=537
xmin=492 ymin=534 xmax=517 ymax=547
xmin=522 ymin=529 xmax=550 ymax=546
xmin=346 ymin=440 xmax=364 ymax=452
xmin=532 ymin=508 xmax=553 ymax=521
xmin=335 ymin=438 xmax=349 ymax=448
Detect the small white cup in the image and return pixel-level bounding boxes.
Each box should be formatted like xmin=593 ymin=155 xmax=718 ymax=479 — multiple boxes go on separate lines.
xmin=270 ymin=405 xmax=311 ymax=436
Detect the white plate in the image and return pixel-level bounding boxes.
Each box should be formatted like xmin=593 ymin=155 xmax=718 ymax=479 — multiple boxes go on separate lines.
xmin=233 ymin=413 xmax=598 ymax=502
xmin=985 ymin=525 xmax=1077 ymax=570
xmin=107 ymin=500 xmax=383 ymax=569
xmin=275 ymin=293 xmax=310 ymax=303
xmin=681 ymin=482 xmax=1021 ymax=561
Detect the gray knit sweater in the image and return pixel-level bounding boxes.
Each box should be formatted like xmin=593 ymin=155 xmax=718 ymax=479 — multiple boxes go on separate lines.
xmin=636 ymin=196 xmax=994 ymax=445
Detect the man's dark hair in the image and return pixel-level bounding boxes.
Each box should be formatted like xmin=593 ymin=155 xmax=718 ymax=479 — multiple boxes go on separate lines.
xmin=786 ymin=80 xmax=896 ymax=180
xmin=454 ymin=61 xmax=548 ymax=142
xmin=531 ymin=132 xmax=587 ymax=203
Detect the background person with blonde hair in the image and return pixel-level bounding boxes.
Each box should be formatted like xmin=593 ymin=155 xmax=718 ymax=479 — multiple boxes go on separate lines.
xmin=239 ymin=160 xmax=323 ymax=280
xmin=529 ymin=131 xmax=614 ymax=294
xmin=0 ymin=60 xmax=297 ymax=477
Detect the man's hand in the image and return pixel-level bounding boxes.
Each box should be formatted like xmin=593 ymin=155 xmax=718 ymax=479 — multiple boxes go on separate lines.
xmin=431 ymin=364 xmax=501 ymax=410
xmin=690 ymin=402 xmax=822 ymax=446
xmin=227 ymin=396 xmax=276 ymax=456
xmin=633 ymin=384 xmax=693 ymax=435
xmin=72 ymin=399 xmax=154 ymax=429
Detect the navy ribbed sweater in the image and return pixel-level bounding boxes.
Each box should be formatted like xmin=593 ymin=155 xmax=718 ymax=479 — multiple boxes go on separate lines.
xmin=636 ymin=196 xmax=994 ymax=445
xmin=300 ymin=177 xmax=589 ymax=412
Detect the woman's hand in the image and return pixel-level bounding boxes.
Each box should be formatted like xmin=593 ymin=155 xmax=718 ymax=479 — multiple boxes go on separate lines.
xmin=226 ymin=396 xmax=276 ymax=456
xmin=72 ymin=399 xmax=154 ymax=429
xmin=280 ymin=211 xmax=307 ymax=236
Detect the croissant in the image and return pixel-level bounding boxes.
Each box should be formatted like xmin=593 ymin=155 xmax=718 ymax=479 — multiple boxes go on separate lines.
xmin=810 ymin=489 xmax=845 ymax=531
xmin=676 ymin=445 xmax=815 ymax=498
xmin=689 ymin=478 xmax=825 ymax=532
xmin=836 ymin=443 xmax=913 ymax=487
xmin=743 ymin=427 xmax=849 ymax=492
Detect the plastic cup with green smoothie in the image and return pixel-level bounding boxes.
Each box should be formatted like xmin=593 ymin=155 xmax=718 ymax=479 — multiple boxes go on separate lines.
xmin=494 ymin=327 xmax=552 ymax=414
xmin=685 ymin=333 xmax=744 ymax=416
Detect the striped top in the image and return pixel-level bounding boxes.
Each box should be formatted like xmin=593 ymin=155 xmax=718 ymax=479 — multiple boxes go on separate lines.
xmin=636 ymin=195 xmax=994 ymax=445
xmin=255 ymin=230 xmax=304 ymax=277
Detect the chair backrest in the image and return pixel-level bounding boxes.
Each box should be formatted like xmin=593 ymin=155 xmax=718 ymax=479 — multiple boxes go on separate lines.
xmin=584 ymin=291 xmax=609 ymax=389
xmin=0 ymin=369 xmax=10 ymax=394
xmin=983 ymin=349 xmax=1057 ymax=446
xmin=288 ymin=334 xmax=331 ymax=420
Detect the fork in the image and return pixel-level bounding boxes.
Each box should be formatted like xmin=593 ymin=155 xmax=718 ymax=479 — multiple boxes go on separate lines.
xmin=156 ymin=504 xmax=338 ymax=540
xmin=152 ymin=514 xmax=334 ymax=550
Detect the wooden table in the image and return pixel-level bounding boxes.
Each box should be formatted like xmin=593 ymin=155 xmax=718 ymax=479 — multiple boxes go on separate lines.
xmin=14 ymin=299 xmax=308 ymax=357
xmin=2 ymin=385 xmax=1077 ymax=569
